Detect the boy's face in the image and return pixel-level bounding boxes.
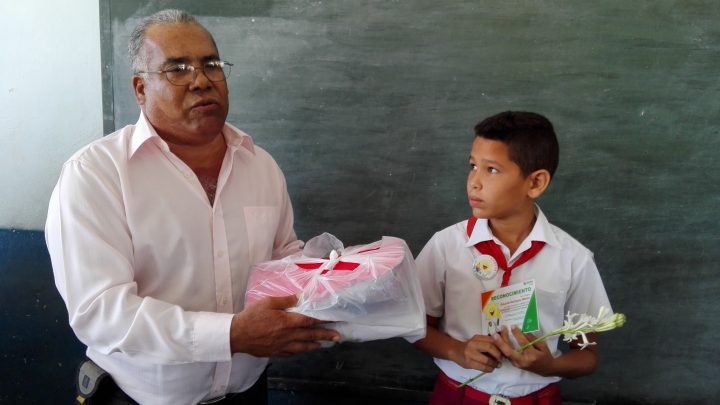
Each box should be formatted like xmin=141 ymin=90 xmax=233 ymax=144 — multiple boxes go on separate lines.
xmin=467 ymin=137 xmax=536 ymax=220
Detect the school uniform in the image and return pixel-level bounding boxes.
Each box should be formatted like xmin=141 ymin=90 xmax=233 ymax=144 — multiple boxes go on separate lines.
xmin=416 ymin=206 xmax=612 ymax=401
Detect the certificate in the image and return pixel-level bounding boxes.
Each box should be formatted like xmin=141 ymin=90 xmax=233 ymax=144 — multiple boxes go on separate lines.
xmin=480 ymin=279 xmax=539 ymax=335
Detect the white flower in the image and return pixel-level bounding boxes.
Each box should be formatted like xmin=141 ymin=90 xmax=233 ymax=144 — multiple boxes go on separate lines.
xmin=556 ymin=306 xmax=626 ymax=350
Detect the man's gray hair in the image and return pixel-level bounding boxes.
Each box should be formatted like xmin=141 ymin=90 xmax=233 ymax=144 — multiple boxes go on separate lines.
xmin=128 ymin=9 xmax=208 ymax=73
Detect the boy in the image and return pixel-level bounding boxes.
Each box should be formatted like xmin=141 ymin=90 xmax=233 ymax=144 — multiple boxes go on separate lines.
xmin=414 ymin=111 xmax=612 ymax=404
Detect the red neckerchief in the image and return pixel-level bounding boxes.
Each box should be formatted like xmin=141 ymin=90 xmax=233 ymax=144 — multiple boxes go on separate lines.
xmin=466 ymin=216 xmax=545 ymax=287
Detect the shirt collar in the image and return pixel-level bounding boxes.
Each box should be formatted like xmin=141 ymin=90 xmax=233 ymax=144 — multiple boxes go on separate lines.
xmin=222 ymin=122 xmax=256 ymax=154
xmin=464 ymin=205 xmax=562 ymax=250
xmin=128 ymin=112 xmax=256 ymax=159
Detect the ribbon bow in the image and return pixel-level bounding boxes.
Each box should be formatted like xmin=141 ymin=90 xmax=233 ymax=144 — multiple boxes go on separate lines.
xmin=294 ymin=247 xmax=381 ymax=274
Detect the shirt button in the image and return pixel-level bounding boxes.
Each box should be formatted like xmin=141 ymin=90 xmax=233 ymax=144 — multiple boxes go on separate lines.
xmin=216 ymin=250 xmax=225 ymax=258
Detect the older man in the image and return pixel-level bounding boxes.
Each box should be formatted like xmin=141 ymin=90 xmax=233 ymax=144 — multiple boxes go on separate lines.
xmin=46 ymin=9 xmax=339 ymax=405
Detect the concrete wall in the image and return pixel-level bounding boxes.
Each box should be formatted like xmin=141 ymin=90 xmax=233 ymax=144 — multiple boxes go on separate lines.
xmin=0 ymin=2 xmax=102 ymax=401
xmin=0 ymin=0 xmax=103 ymax=231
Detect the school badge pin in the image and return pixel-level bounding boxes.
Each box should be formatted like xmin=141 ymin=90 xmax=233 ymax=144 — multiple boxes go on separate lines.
xmin=472 ymin=254 xmax=498 ymax=280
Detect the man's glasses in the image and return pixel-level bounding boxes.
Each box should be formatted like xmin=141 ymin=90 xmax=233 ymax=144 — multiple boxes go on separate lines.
xmin=138 ymin=60 xmax=233 ymax=86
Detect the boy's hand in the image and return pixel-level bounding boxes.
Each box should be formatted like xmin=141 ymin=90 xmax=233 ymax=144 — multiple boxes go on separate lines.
xmin=452 ymin=334 xmax=504 ymax=372
xmin=494 ymin=326 xmax=555 ymax=376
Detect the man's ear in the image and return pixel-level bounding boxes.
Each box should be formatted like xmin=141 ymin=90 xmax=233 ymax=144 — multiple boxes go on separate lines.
xmin=527 ymin=169 xmax=551 ymax=199
xmin=132 ymin=75 xmax=146 ymax=105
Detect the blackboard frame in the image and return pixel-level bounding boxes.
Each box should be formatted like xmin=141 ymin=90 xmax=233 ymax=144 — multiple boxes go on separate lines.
xmin=98 ymin=1 xmax=720 ymax=403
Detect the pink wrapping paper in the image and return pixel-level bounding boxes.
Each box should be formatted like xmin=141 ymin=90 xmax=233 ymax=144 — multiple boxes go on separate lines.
xmin=245 ymin=234 xmax=426 ymax=343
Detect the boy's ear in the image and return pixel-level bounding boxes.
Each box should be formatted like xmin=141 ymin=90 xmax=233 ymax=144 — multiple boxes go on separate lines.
xmin=527 ymin=169 xmax=551 ymax=199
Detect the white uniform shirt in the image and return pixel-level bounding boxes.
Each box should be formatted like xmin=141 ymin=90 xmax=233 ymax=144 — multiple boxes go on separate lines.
xmin=416 ymin=207 xmax=612 ymax=398
xmin=45 ymin=113 xmax=303 ymax=405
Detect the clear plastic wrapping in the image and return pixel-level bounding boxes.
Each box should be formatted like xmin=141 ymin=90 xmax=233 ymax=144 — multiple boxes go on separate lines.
xmin=245 ymin=233 xmax=426 ymax=343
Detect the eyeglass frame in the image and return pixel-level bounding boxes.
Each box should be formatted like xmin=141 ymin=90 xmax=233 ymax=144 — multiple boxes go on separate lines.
xmin=136 ymin=60 xmax=234 ymax=86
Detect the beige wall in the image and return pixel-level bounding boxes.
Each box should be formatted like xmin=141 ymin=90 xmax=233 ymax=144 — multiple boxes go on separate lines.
xmin=0 ymin=1 xmax=103 ymax=230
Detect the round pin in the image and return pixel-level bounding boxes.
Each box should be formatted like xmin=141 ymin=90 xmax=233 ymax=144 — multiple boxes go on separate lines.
xmin=472 ymin=254 xmax=498 ymax=280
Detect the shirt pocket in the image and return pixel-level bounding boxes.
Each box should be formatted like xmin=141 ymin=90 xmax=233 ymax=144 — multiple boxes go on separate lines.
xmin=243 ymin=206 xmax=279 ymax=265
xmin=534 ymin=287 xmax=566 ymax=336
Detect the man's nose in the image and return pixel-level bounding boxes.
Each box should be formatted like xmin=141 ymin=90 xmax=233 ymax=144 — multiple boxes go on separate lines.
xmin=189 ymin=67 xmax=212 ymax=89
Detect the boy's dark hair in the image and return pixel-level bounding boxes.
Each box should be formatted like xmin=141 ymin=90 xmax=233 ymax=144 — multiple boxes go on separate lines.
xmin=474 ymin=111 xmax=559 ymax=178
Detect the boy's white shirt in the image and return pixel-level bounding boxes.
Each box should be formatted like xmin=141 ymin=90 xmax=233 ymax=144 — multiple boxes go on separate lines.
xmin=416 ymin=205 xmax=612 ymax=397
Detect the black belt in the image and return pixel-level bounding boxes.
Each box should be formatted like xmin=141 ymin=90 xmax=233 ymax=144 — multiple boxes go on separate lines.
xmin=198 ymin=371 xmax=268 ymax=405
xmin=76 ymin=359 xmax=267 ymax=405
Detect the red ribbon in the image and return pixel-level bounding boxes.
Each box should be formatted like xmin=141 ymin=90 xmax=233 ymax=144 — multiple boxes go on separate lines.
xmin=295 ymin=246 xmax=381 ymax=274
xmin=296 ymin=261 xmax=359 ymax=273
xmin=466 ymin=216 xmax=545 ymax=287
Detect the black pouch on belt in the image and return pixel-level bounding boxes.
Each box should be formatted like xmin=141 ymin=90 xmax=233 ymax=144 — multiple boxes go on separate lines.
xmin=75 ymin=359 xmax=112 ymax=404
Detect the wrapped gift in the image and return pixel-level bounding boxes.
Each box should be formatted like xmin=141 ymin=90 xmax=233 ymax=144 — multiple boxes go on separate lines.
xmin=245 ymin=233 xmax=426 ymax=343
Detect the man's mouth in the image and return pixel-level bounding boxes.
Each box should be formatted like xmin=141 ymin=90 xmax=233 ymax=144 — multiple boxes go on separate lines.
xmin=190 ymin=100 xmax=219 ymax=112
xmin=194 ymin=100 xmax=215 ymax=106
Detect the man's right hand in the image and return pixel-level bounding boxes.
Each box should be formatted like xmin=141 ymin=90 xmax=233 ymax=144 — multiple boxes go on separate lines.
xmin=230 ymin=295 xmax=341 ymax=357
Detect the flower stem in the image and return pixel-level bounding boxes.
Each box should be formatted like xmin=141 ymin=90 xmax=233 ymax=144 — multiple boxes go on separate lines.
xmin=455 ymin=309 xmax=625 ymax=389
xmin=456 ymin=371 xmax=486 ymax=388
xmin=518 ymin=331 xmax=562 ymax=351
xmin=456 ymin=331 xmax=561 ymax=388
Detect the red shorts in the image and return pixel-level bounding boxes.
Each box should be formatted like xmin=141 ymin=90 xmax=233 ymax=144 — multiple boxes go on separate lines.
xmin=429 ymin=371 xmax=562 ymax=405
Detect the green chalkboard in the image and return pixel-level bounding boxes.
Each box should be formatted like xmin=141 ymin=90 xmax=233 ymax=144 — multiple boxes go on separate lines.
xmin=101 ymin=1 xmax=720 ymax=403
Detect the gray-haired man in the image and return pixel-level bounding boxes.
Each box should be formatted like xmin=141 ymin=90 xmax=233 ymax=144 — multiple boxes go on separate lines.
xmin=46 ymin=9 xmax=339 ymax=404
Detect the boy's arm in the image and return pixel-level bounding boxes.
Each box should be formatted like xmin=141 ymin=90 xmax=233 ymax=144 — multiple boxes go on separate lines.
xmin=495 ymin=326 xmax=599 ymax=378
xmin=414 ymin=315 xmax=503 ymax=373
